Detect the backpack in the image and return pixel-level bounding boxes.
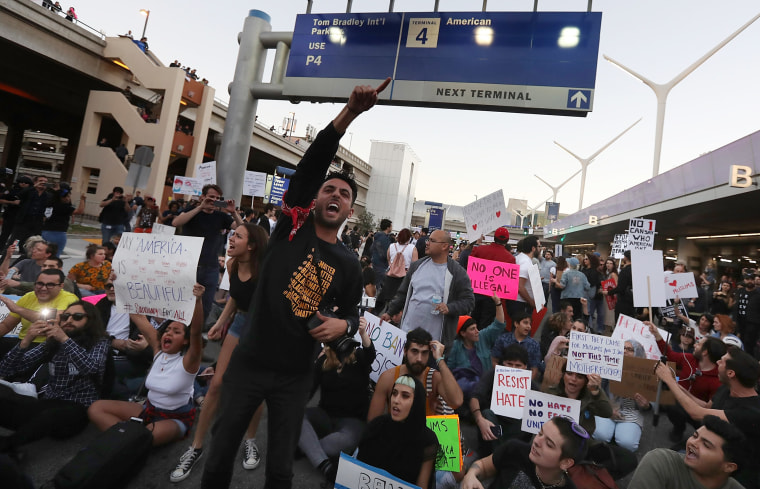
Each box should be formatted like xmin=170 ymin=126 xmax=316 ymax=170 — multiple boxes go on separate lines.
xmin=567 ymin=461 xmax=618 ymax=489
xmin=387 ymin=244 xmax=408 ymax=278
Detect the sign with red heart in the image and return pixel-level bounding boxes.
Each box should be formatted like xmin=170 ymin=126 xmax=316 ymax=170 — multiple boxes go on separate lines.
xmin=664 ymin=273 xmax=698 ymax=299
xmin=463 ymin=190 xmax=509 ymax=242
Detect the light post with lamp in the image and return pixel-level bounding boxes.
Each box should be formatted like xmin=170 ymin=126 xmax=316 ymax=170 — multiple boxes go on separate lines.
xmin=139 ymin=9 xmax=150 ymax=39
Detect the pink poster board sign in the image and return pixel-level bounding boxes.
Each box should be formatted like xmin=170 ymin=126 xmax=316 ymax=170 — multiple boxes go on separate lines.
xmin=468 ymin=256 xmax=519 ymax=300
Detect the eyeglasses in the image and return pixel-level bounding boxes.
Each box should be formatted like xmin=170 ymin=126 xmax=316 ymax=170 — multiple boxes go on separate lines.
xmin=428 ymin=240 xmax=448 ymax=244
xmin=104 ymin=283 xmax=115 ymax=290
xmin=623 ymin=347 xmax=635 ymax=352
xmin=35 ymin=281 xmax=61 ymax=289
xmin=61 ymin=312 xmax=88 ymax=321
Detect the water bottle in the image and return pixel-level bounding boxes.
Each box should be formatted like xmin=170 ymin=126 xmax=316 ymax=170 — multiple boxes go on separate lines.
xmin=431 ymin=294 xmax=442 ymax=315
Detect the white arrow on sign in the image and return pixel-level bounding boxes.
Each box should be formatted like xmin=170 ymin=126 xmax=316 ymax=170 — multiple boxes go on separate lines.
xmin=570 ymin=91 xmax=588 ymax=108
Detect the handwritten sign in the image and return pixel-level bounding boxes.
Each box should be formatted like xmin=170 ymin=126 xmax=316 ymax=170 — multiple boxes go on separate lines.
xmin=602 ymin=278 xmax=617 ymax=310
xmin=462 ymin=190 xmax=509 ymax=242
xmin=1 ymin=297 xmax=21 ymax=337
xmin=527 ymin=264 xmax=545 ymax=312
xmin=172 ymin=176 xmax=203 ymax=196
xmin=354 ymin=311 xmax=406 ymax=383
xmin=541 ymin=355 xmax=567 ymax=391
xmin=567 ymin=331 xmax=624 ymax=381
xmin=660 ymin=299 xmax=689 ymax=321
xmin=243 ymin=170 xmax=267 ymax=197
xmin=609 ymin=356 xmax=676 ymax=405
xmin=664 ymin=273 xmax=698 ymax=300
xmin=631 ymin=249 xmax=666 ymax=307
xmin=426 ymin=415 xmax=461 ymax=472
xmin=196 ymin=161 xmax=216 ymax=185
xmin=610 ymin=314 xmax=670 ymax=361
xmin=336 ymin=452 xmax=420 ymax=489
xmin=490 ymin=366 xmax=532 ymax=419
xmin=627 ymin=218 xmax=656 ymax=251
xmin=467 ymin=256 xmax=519 ymax=300
xmin=521 ymin=390 xmax=581 ymax=435
xmin=151 ymin=223 xmax=176 ymax=236
xmin=611 ymin=233 xmax=627 ymax=259
xmin=112 ymin=233 xmax=203 ymax=325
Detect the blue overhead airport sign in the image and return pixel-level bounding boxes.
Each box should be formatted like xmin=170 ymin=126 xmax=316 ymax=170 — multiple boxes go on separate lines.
xmin=284 ymin=11 xmax=602 ymax=116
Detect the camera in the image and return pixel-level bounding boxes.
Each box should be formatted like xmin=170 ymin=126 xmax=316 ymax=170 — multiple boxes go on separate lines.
xmin=307 ymin=308 xmax=359 ymax=362
xmin=213 ymin=200 xmax=228 ymax=209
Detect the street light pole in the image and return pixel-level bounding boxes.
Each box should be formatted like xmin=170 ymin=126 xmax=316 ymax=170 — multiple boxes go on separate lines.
xmin=534 ymin=169 xmax=581 ymax=204
xmin=140 ymin=9 xmax=150 ymax=39
xmin=604 ymin=12 xmax=760 ymax=178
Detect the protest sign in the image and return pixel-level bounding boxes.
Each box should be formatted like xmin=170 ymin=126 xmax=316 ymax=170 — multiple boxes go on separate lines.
xmin=601 ymin=278 xmax=617 ymax=310
xmin=196 ymin=161 xmax=216 ymax=185
xmin=354 ymin=311 xmax=407 ymax=382
xmin=541 ymin=355 xmax=567 ymax=391
xmin=611 ymin=233 xmax=628 ymax=259
xmin=151 ymin=223 xmax=176 ymax=236
xmin=462 ymin=190 xmax=509 ymax=242
xmin=426 ymin=415 xmax=462 ymax=472
xmin=609 ymin=356 xmax=676 ymax=405
xmin=335 ymin=452 xmax=420 ymax=489
xmin=660 ymin=300 xmax=689 ymax=321
xmin=172 ymin=176 xmax=203 ymax=196
xmin=489 ymin=366 xmax=532 ymax=419
xmin=467 ymin=256 xmax=519 ymax=300
xmin=527 ymin=264 xmax=545 ymax=312
xmin=521 ymin=391 xmax=581 ymax=435
xmin=664 ymin=273 xmax=698 ymax=300
xmin=112 ymin=233 xmax=203 ymax=325
xmin=266 ymin=175 xmax=290 ymax=205
xmin=627 ymin=218 xmax=656 ymax=251
xmin=631 ymin=249 xmax=666 ymax=307
xmin=611 ymin=314 xmax=670 ymax=360
xmin=243 ymin=170 xmax=268 ymax=197
xmin=1 ymin=296 xmax=21 ymax=337
xmin=567 ymin=331 xmax=624 ymax=381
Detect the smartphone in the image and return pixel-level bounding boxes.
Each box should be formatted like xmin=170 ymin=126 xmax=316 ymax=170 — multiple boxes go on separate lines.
xmin=490 ymin=425 xmax=503 ymax=438
xmin=361 ymin=296 xmax=376 ymax=308
xmin=213 ymin=200 xmax=227 ymax=208
xmin=39 ymin=308 xmax=51 ymax=320
xmin=5 ymin=270 xmax=15 ymax=280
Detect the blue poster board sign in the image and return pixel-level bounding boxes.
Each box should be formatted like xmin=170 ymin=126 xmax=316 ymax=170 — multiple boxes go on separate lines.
xmin=285 ymin=11 xmax=602 ymax=116
xmin=428 ymin=207 xmax=444 ymax=231
xmin=267 ymin=176 xmax=290 ymax=206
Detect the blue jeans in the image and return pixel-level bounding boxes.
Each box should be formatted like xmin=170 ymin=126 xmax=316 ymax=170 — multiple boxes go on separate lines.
xmin=196 ymin=265 xmax=219 ymax=323
xmin=41 ymin=230 xmax=67 ymax=257
xmin=593 ymin=416 xmax=642 ymax=452
xmin=101 ymin=224 xmax=124 ymax=245
xmin=587 ymin=297 xmax=606 ymax=333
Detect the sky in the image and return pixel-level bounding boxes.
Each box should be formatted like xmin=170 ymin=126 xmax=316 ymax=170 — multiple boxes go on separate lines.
xmin=65 ymin=0 xmax=760 ymax=214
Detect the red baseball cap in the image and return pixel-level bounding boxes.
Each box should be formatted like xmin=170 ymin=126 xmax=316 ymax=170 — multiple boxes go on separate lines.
xmin=494 ymin=227 xmax=510 ymax=243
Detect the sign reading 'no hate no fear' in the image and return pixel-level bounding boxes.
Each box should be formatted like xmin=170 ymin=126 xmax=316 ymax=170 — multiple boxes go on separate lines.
xmin=468 ymin=256 xmax=519 ymax=300
xmin=521 ymin=391 xmax=581 ymax=435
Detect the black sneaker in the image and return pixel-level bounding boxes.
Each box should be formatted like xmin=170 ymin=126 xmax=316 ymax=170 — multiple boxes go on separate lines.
xmin=170 ymin=446 xmax=203 ymax=483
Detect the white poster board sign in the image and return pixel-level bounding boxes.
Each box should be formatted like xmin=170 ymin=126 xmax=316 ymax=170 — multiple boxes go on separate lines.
xmin=0 ymin=298 xmax=20 ymax=337
xmin=627 ymin=218 xmax=656 ymax=251
xmin=172 ymin=176 xmax=203 ymax=196
xmin=567 ymin=331 xmax=625 ymax=381
xmin=196 ymin=161 xmax=217 ymax=185
xmin=151 ymin=223 xmax=176 ymax=236
xmin=462 ymin=190 xmax=509 ymax=241
xmin=112 ymin=233 xmax=203 ymax=325
xmin=489 ymin=366 xmax=532 ymax=419
xmin=664 ymin=272 xmax=698 ymax=300
xmin=527 ymin=264 xmax=545 ymax=312
xmin=243 ymin=171 xmax=268 ymax=197
xmin=335 ymin=452 xmax=420 ymax=489
xmin=631 ymin=249 xmax=666 ymax=307
xmin=610 ymin=314 xmax=670 ymax=361
xmin=354 ymin=311 xmax=407 ymax=383
xmin=521 ymin=391 xmax=581 ymax=434
xmin=611 ymin=234 xmax=627 ymax=259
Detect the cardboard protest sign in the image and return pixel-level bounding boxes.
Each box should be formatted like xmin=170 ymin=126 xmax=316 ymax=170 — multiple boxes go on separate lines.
xmin=151 ymin=223 xmax=176 ymax=236
xmin=196 ymin=161 xmax=216 ymax=185
xmin=462 ymin=190 xmax=509 ymax=241
xmin=602 ymin=278 xmax=617 ymax=310
xmin=527 ymin=264 xmax=545 ymax=312
xmin=611 ymin=314 xmax=670 ymax=360
xmin=172 ymin=176 xmax=203 ymax=196
xmin=467 ymin=256 xmax=519 ymax=300
xmin=243 ymin=170 xmax=267 ymax=197
xmin=631 ymin=249 xmax=666 ymax=307
xmin=541 ymin=355 xmax=567 ymax=391
xmin=426 ymin=415 xmax=462 ymax=472
xmin=112 ymin=233 xmax=203 ymax=325
xmin=521 ymin=391 xmax=581 ymax=435
xmin=335 ymin=452 xmax=420 ymax=489
xmin=567 ymin=331 xmax=624 ymax=381
xmin=490 ymin=366 xmax=532 ymax=419
xmin=609 ymin=356 xmax=676 ymax=405
xmin=664 ymin=273 xmax=698 ymax=300
xmin=627 ymin=218 xmax=656 ymax=251
xmin=354 ymin=311 xmax=406 ymax=382
xmin=611 ymin=234 xmax=628 ymax=259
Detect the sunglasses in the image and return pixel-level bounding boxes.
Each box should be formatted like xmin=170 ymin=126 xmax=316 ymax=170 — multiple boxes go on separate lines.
xmin=35 ymin=281 xmax=61 ymax=289
xmin=556 ymin=415 xmax=590 ymax=454
xmin=61 ymin=312 xmax=88 ymax=321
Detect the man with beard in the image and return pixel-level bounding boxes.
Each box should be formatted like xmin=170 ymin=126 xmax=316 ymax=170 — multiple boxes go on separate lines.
xmin=367 ymin=327 xmax=463 ymax=420
xmin=201 ymin=80 xmax=388 ymax=489
xmin=736 ymin=273 xmax=758 ymax=356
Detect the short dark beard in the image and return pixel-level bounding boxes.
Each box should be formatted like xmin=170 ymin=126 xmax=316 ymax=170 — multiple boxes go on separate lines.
xmin=404 ymin=356 xmax=426 ymax=376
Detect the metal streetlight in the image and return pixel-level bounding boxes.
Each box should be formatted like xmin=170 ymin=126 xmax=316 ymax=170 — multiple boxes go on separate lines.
xmin=139 ymin=9 xmax=150 ymax=39
xmin=534 ymin=169 xmax=581 ymax=205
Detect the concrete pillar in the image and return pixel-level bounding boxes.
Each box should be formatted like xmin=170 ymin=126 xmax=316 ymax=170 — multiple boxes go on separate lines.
xmin=677 ymin=237 xmax=702 ymax=271
xmin=60 ymin=130 xmax=79 ymax=183
xmin=0 ymin=123 xmax=25 ymax=174
xmin=595 ymin=241 xmax=611 ymax=258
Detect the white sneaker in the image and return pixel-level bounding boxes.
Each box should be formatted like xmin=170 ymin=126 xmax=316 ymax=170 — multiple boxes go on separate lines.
xmin=242 ymin=438 xmax=260 ymax=470
xmin=170 ymin=446 xmax=203 ymax=483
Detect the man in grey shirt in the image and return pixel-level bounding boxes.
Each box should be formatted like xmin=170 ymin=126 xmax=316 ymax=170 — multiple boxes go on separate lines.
xmin=538 ymin=248 xmax=556 ymax=302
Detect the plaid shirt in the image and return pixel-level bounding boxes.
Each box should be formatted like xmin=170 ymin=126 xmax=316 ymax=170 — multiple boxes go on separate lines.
xmin=0 ymin=338 xmax=109 ymax=406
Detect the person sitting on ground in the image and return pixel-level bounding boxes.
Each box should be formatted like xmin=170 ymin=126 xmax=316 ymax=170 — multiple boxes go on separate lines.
xmin=0 ymin=239 xmax=54 ymax=294
xmin=628 ymin=415 xmax=746 ymax=489
xmin=671 ymin=324 xmax=696 ymax=353
xmin=461 ymin=416 xmax=588 ymax=489
xmin=67 ymin=244 xmax=112 ymax=297
xmin=694 ymin=313 xmax=715 ymax=343
xmin=298 ymin=316 xmax=375 ymax=485
xmin=712 ymin=314 xmax=743 ymax=350
xmin=88 ymin=284 xmax=205 ymax=447
xmin=543 ymin=319 xmax=588 ymax=362
xmin=540 ymin=311 xmax=572 ymax=358
xmin=490 ymin=310 xmax=542 ymax=379
xmin=357 ymin=375 xmax=440 ymax=489
xmin=0 ymin=301 xmax=109 ymax=457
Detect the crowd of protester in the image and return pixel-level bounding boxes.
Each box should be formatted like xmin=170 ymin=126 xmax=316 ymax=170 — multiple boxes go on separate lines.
xmin=0 ymin=81 xmax=759 ymax=489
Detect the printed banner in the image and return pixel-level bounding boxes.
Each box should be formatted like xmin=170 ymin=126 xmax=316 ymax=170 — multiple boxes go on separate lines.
xmin=664 ymin=273 xmax=698 ymax=300
xmin=627 ymin=219 xmax=656 ymax=251
xmin=609 ymin=356 xmax=676 ymax=405
xmin=462 ymin=190 xmax=509 ymax=241
xmin=112 ymin=233 xmax=203 ymax=325
xmin=567 ymin=331 xmax=624 ymax=381
xmin=426 ymin=415 xmax=462 ymax=472
xmin=196 ymin=161 xmax=216 ymax=185
xmin=267 ymin=176 xmax=290 ymax=206
xmin=335 ymin=452 xmax=420 ymax=489
xmin=428 ymin=207 xmax=445 ymax=231
xmin=610 ymin=314 xmax=670 ymax=361
xmin=602 ymin=278 xmax=617 ymax=310
xmin=354 ymin=311 xmax=407 ymax=383
xmin=243 ymin=171 xmax=268 ymax=197
xmin=172 ymin=176 xmax=203 ymax=196
xmin=489 ymin=366 xmax=532 ymax=419
xmin=631 ymin=249 xmax=666 ymax=307
xmin=611 ymin=234 xmax=627 ymax=259
xmin=467 ymin=256 xmax=519 ymax=300
xmin=521 ymin=391 xmax=581 ymax=435
xmin=527 ymin=264 xmax=545 ymax=312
